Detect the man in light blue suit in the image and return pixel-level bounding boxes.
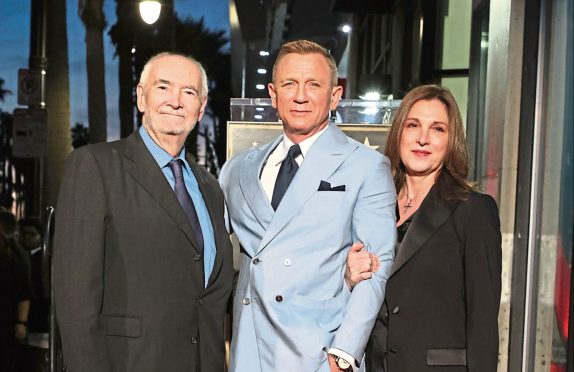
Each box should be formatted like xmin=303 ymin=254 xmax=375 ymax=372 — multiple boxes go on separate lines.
xmin=219 ymin=40 xmax=397 ymax=372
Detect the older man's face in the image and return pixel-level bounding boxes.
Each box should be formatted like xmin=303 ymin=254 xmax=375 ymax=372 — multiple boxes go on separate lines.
xmin=268 ymin=53 xmax=342 ymax=143
xmin=137 ymin=55 xmax=207 ymax=142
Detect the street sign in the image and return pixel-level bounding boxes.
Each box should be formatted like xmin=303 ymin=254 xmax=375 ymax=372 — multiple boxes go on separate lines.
xmin=17 ymin=68 xmax=44 ymax=106
xmin=12 ymin=108 xmax=48 ymax=158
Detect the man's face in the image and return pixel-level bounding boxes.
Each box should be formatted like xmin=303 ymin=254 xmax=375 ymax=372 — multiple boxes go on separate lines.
xmin=137 ymin=55 xmax=207 ymax=143
xmin=19 ymin=226 xmax=42 ymax=251
xmin=268 ymin=53 xmax=342 ymax=143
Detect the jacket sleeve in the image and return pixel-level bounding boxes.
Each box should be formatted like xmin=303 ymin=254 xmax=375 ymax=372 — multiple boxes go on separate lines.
xmin=461 ymin=194 xmax=502 ymax=372
xmin=331 ymin=154 xmax=397 ymax=362
xmin=53 ymin=148 xmax=113 ymax=372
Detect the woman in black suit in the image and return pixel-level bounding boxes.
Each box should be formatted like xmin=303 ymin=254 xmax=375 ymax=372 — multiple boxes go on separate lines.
xmin=349 ymin=84 xmax=502 ymax=372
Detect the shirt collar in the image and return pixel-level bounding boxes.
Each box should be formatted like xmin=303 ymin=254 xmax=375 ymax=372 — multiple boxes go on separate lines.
xmin=269 ymin=125 xmax=328 ymax=166
xmin=139 ymin=126 xmax=187 ymax=169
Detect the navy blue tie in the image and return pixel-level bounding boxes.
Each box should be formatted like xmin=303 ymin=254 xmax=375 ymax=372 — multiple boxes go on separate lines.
xmin=168 ymin=159 xmax=204 ymax=254
xmin=271 ymin=144 xmax=302 ymax=210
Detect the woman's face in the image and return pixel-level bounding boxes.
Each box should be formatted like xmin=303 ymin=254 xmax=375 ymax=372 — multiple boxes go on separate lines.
xmin=399 ymin=98 xmax=450 ymax=178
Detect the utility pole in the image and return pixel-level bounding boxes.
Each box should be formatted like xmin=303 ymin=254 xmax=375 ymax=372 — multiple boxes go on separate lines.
xmin=23 ymin=0 xmax=47 ymax=217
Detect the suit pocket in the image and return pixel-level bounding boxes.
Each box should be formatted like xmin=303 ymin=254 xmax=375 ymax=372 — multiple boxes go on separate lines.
xmin=426 ymin=348 xmax=467 ymax=366
xmin=310 ymin=191 xmax=347 ymax=216
xmin=317 ymin=180 xmax=346 ymax=191
xmin=290 ymin=292 xmax=349 ymax=331
xmin=103 ymin=314 xmax=142 ymax=338
xmin=286 ymin=292 xmax=349 ymax=359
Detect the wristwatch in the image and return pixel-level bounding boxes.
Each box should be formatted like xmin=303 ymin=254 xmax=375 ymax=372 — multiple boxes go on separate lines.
xmin=330 ymin=354 xmax=353 ymax=372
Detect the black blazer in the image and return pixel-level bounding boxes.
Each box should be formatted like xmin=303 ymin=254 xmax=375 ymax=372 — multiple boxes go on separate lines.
xmin=366 ymin=186 xmax=502 ymax=372
xmin=53 ymin=131 xmax=233 ymax=372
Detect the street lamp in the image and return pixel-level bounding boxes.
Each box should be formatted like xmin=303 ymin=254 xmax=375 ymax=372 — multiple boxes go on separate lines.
xmin=139 ymin=0 xmax=162 ymax=25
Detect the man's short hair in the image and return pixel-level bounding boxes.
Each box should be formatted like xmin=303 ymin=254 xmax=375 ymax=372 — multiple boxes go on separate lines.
xmin=272 ymin=39 xmax=339 ymax=87
xmin=139 ymin=52 xmax=209 ymax=99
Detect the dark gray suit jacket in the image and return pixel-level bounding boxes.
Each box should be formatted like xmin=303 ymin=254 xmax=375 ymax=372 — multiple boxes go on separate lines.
xmin=366 ymin=187 xmax=501 ymax=372
xmin=53 ymin=131 xmax=233 ymax=372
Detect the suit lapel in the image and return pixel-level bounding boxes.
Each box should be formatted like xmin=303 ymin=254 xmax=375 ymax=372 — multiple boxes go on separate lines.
xmin=124 ymin=131 xmax=202 ymax=253
xmin=258 ymin=124 xmax=357 ymax=253
xmin=390 ymin=186 xmax=458 ymax=277
xmin=238 ymin=136 xmax=282 ymax=231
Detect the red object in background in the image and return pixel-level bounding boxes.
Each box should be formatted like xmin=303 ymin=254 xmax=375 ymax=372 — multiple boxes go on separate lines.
xmin=554 ymin=235 xmax=571 ymax=341
xmin=550 ymin=364 xmax=566 ymax=372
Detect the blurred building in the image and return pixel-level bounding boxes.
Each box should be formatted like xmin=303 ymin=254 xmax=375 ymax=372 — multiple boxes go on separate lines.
xmin=230 ymin=0 xmax=573 ymax=370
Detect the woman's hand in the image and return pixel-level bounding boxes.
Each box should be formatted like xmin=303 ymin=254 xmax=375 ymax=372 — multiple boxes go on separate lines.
xmin=345 ymin=242 xmax=379 ymax=290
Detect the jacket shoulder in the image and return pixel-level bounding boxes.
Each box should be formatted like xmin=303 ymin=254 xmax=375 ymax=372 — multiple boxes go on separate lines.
xmin=452 ymin=190 xmax=500 ymax=235
xmin=457 ymin=191 xmax=498 ymax=213
xmin=68 ymin=138 xmax=126 ymax=160
xmin=346 ymin=136 xmax=388 ymax=162
xmin=220 ymin=145 xmax=263 ymax=178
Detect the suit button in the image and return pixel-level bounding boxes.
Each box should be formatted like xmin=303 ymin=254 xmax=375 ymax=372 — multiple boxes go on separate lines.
xmin=253 ymin=258 xmax=261 ymax=265
xmin=242 ymin=298 xmax=251 ymax=305
xmin=194 ymin=254 xmax=202 ymax=261
xmin=392 ymin=306 xmax=400 ymax=314
xmin=199 ymin=298 xmax=205 ymax=305
xmin=284 ymin=259 xmax=291 ymax=266
xmin=275 ymin=295 xmax=283 ymax=302
xmin=390 ymin=347 xmax=397 ymax=353
xmin=191 ymin=336 xmax=199 ymax=344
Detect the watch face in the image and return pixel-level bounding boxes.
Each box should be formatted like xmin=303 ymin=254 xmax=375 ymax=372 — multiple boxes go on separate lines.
xmin=337 ymin=358 xmax=351 ymax=369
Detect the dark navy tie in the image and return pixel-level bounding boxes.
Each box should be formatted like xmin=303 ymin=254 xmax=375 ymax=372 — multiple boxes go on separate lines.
xmin=168 ymin=159 xmax=204 ymax=254
xmin=271 ymin=144 xmax=302 ymax=210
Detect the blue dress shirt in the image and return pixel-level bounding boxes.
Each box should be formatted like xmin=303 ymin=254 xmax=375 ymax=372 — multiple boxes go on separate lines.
xmin=139 ymin=126 xmax=215 ymax=286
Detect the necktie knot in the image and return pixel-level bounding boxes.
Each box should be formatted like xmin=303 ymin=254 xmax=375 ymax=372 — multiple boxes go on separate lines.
xmin=168 ymin=159 xmax=184 ymax=180
xmin=286 ymin=144 xmax=302 ymax=160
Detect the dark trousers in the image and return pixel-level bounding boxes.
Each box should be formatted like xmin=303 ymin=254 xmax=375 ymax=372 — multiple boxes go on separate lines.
xmin=14 ymin=344 xmax=48 ymax=372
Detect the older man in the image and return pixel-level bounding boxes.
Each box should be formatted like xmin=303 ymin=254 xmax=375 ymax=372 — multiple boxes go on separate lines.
xmin=220 ymin=40 xmax=396 ymax=371
xmin=54 ymin=53 xmax=233 ymax=372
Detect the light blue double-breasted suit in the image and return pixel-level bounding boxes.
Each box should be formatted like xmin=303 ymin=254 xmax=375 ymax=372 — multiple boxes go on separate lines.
xmin=219 ymin=123 xmax=397 ymax=371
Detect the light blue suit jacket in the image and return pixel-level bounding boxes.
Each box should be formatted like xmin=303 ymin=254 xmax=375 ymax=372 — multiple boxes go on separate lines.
xmin=219 ymin=123 xmax=397 ymax=371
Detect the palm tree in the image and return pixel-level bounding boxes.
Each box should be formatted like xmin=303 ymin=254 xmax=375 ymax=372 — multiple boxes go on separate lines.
xmin=173 ymin=17 xmax=230 ymax=169
xmin=109 ymin=0 xmax=137 ymax=138
xmin=44 ymin=0 xmax=73 ymax=208
xmin=71 ymin=122 xmax=90 ymax=148
xmin=110 ymin=0 xmax=176 ymax=138
xmin=0 ymin=78 xmax=11 ymax=103
xmin=0 ymin=78 xmax=18 ymax=210
xmin=80 ymin=0 xmax=108 ymax=143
